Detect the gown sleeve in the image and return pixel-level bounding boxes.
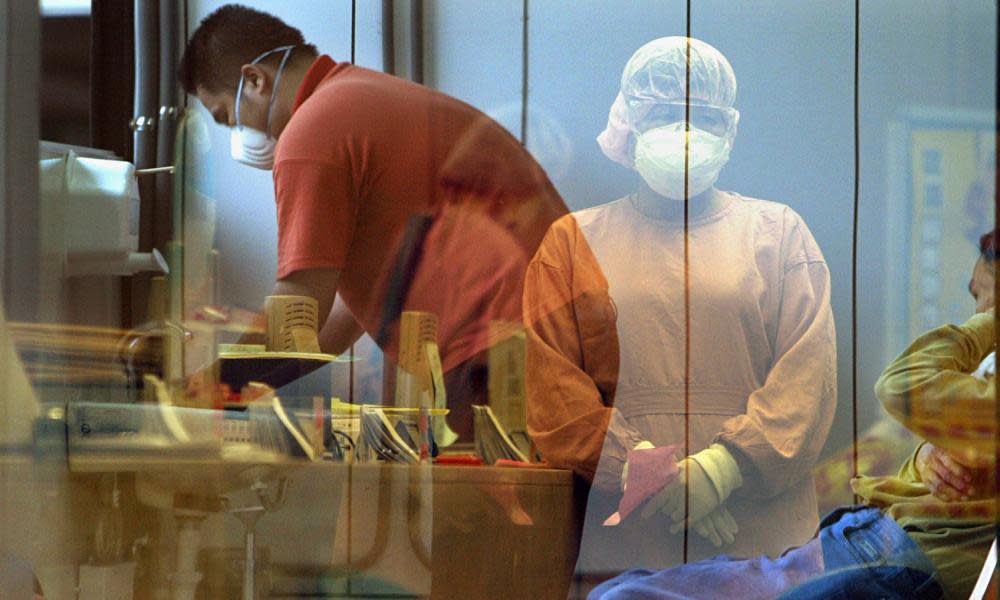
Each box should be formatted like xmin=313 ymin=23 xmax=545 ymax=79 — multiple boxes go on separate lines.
xmin=523 ymin=216 xmax=644 ymax=489
xmin=715 ymin=209 xmax=838 ymax=497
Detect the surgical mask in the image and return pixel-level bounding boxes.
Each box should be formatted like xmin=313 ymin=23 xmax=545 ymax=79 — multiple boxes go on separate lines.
xmin=231 ymin=45 xmax=295 ymax=170
xmin=633 ymin=122 xmax=732 ymax=200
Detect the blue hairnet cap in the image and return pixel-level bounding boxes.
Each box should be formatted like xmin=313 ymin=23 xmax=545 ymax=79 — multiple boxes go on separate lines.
xmin=621 ymin=37 xmax=737 ymax=107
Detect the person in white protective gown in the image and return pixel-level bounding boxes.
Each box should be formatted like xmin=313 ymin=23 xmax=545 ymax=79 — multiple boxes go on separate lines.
xmin=523 ymin=37 xmax=837 ymax=578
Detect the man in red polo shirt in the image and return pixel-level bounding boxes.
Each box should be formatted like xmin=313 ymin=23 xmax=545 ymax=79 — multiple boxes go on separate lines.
xmin=179 ymin=5 xmax=567 ymax=438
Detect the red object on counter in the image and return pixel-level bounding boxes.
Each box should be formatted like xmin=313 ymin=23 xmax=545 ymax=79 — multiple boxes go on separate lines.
xmin=434 ymin=454 xmax=484 ymax=466
xmin=494 ymin=459 xmax=542 ymax=469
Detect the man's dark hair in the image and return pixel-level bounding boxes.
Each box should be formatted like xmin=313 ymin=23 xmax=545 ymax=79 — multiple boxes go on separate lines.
xmin=979 ymin=229 xmax=998 ymax=262
xmin=178 ymin=4 xmax=318 ymax=95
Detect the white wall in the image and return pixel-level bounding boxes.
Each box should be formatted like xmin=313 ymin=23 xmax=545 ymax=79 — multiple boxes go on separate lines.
xmin=426 ymin=0 xmax=996 ymax=453
xmin=183 ymin=0 xmax=997 ymax=453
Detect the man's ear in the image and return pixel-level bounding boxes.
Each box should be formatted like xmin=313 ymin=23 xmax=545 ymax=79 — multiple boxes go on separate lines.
xmin=240 ymin=64 xmax=272 ymax=97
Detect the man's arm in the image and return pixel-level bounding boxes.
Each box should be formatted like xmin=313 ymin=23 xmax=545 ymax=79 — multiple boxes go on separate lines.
xmin=319 ymin=294 xmax=364 ymax=354
xmin=876 ymin=311 xmax=995 ymax=464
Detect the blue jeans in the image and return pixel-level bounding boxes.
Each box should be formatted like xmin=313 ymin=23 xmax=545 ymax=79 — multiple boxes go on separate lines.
xmin=589 ymin=507 xmax=942 ymax=600
xmin=777 ymin=507 xmax=943 ymax=600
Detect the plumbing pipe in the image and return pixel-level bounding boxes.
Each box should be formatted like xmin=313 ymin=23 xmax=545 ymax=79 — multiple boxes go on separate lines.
xmin=381 ymin=0 xmax=395 ymax=74
xmin=409 ymin=0 xmax=423 ymax=83
xmin=155 ymin=0 xmax=179 ymax=248
xmin=132 ymin=0 xmax=159 ymax=175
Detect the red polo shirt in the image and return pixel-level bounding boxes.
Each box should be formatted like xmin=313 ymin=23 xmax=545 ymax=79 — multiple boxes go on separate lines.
xmin=273 ymin=56 xmax=567 ymax=372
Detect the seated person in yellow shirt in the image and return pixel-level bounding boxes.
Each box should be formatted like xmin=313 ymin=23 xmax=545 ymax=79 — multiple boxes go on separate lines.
xmin=814 ymin=226 xmax=996 ymax=511
xmin=589 ymin=229 xmax=997 ymax=600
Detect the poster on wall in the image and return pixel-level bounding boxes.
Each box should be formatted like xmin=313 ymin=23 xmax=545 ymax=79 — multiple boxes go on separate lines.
xmin=887 ymin=108 xmax=995 ymax=351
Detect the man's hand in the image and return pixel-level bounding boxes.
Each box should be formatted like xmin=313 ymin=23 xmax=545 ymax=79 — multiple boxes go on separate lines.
xmin=183 ymin=365 xmax=232 ymax=406
xmin=319 ymin=294 xmax=365 ymax=354
xmin=915 ymin=442 xmax=984 ymax=501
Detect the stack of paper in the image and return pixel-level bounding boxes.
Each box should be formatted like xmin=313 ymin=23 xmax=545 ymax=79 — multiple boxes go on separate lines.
xmin=487 ymin=325 xmax=531 ymax=458
xmin=358 ymin=407 xmax=419 ymax=464
xmin=472 ymin=404 xmax=529 ymax=465
xmin=248 ymin=395 xmax=320 ymax=461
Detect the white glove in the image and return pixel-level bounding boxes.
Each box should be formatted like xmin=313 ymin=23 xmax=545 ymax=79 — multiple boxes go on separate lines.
xmin=690 ymin=505 xmax=739 ymax=547
xmin=641 ymin=444 xmax=743 ymax=525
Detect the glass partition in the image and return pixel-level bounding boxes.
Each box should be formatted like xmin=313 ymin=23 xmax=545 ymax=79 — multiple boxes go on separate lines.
xmin=1 ymin=1 xmax=996 ymax=598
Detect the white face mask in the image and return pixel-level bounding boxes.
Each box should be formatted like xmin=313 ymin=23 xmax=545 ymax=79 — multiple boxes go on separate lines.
xmin=230 ymin=126 xmax=277 ymax=170
xmin=230 ymin=45 xmax=295 ymax=170
xmin=633 ymin=122 xmax=732 ymax=200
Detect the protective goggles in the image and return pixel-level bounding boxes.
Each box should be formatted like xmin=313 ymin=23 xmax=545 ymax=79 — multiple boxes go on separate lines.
xmin=624 ymin=97 xmax=739 ymax=138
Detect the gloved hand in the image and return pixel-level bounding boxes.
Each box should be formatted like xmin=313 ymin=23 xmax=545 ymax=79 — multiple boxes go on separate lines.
xmin=640 ymin=456 xmax=719 ymax=522
xmin=686 ymin=505 xmax=738 ymax=547
xmin=640 ymin=444 xmax=743 ymax=526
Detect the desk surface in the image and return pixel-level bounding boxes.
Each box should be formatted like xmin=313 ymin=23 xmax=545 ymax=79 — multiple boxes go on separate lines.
xmin=67 ymin=454 xmax=573 ymax=494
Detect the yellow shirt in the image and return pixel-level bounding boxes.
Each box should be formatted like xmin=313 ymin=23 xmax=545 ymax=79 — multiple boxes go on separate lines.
xmin=854 ymin=311 xmax=997 ymax=599
xmin=875 ymin=311 xmax=996 ymax=460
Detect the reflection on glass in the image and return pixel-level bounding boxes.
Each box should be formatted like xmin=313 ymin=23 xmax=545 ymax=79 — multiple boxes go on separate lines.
xmin=4 ymin=2 xmax=997 ymax=599
xmin=586 ymin=238 xmax=996 ymax=600
xmin=180 ymin=5 xmax=568 ymax=444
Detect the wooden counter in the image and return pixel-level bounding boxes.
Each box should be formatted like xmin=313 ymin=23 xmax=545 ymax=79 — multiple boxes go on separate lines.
xmin=61 ymin=456 xmax=583 ymax=599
